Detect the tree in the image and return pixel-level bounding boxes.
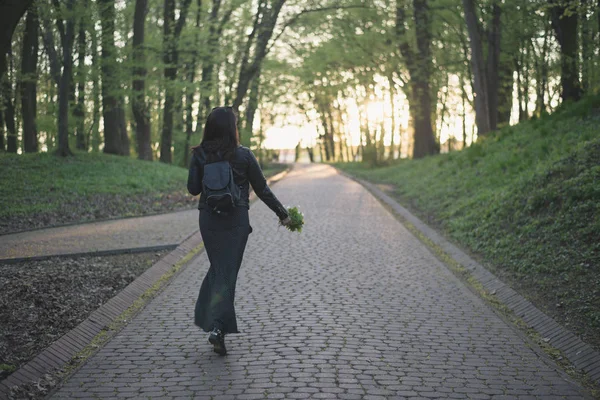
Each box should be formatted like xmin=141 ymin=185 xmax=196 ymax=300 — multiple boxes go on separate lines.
xmin=232 ymin=0 xmax=287 ymax=137
xmin=132 ymin=0 xmax=152 ymax=161
xmin=56 ymin=0 xmax=76 ymax=157
xmin=462 ymin=0 xmax=501 ymax=135
xmin=550 ymin=0 xmax=582 ymax=102
xmin=99 ymin=0 xmax=128 ymax=155
xmin=160 ymin=0 xmax=192 ymax=163
xmin=0 ymin=109 xmax=4 ymax=151
xmin=197 ymin=0 xmax=222 ymax=125
xmin=21 ymin=7 xmax=39 ymax=153
xmin=0 ymin=0 xmax=33 ymax=83
xmin=183 ymin=0 xmax=203 ymax=167
xmin=396 ymin=0 xmax=438 ymax=158
xmin=74 ymin=0 xmax=89 ymax=151
xmin=1 ymin=51 xmax=17 ymax=153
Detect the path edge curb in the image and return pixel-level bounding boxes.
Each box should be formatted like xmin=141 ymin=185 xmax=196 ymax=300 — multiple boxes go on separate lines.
xmin=0 ymin=233 xmax=205 ymax=399
xmin=0 ymin=244 xmax=179 ymax=265
xmin=0 ymin=166 xmax=291 ymax=399
xmin=334 ymin=166 xmax=600 ymax=388
xmin=0 ymin=166 xmax=291 ymax=263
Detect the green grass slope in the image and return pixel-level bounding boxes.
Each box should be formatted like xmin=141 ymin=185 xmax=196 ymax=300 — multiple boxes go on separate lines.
xmin=336 ymin=96 xmax=600 ymax=349
xmin=0 ymin=151 xmax=194 ymax=233
xmin=0 ymin=151 xmax=287 ymax=234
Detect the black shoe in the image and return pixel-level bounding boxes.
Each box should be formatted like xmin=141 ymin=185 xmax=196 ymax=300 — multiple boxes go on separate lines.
xmin=208 ymin=328 xmax=227 ymax=355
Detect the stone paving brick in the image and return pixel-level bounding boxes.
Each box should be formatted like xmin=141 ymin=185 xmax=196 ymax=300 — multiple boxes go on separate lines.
xmin=50 ymin=164 xmax=592 ymax=399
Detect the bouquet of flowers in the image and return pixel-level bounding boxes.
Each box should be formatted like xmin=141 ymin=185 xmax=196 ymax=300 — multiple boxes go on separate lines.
xmin=281 ymin=206 xmax=304 ymax=233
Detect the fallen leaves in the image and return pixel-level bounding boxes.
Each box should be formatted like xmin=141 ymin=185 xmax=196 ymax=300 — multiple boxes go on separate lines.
xmin=0 ymin=250 xmax=168 ymax=382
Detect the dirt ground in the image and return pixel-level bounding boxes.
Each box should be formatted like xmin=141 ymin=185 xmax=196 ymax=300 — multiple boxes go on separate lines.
xmin=0 ymin=250 xmax=169 ymax=382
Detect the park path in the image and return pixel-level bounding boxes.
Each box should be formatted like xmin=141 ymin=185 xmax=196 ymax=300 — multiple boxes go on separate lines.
xmin=51 ymin=164 xmax=589 ymax=399
xmin=0 ymin=210 xmax=198 ymax=261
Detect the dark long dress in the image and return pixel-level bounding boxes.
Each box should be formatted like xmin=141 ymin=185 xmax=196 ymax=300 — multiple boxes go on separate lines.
xmin=194 ymin=207 xmax=251 ymax=334
xmin=187 ymin=145 xmax=288 ymax=335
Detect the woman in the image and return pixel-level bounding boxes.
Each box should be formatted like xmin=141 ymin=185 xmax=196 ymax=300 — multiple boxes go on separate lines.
xmin=187 ymin=106 xmax=291 ymax=355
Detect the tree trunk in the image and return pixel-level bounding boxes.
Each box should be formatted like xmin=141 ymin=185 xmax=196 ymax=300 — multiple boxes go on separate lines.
xmin=396 ymin=0 xmax=438 ymax=158
xmin=534 ymin=24 xmax=550 ymax=116
xmin=523 ymin=42 xmax=530 ymax=119
xmin=0 ymin=0 xmax=33 ymax=82
xmin=397 ymin=123 xmax=403 ymax=159
xmin=580 ymin=1 xmax=591 ymax=93
xmin=0 ymin=110 xmax=4 ymax=151
xmin=160 ymin=0 xmax=176 ymax=163
xmin=438 ymin=81 xmax=448 ymax=140
xmin=21 ymin=8 xmax=39 ymax=153
xmin=377 ymin=120 xmax=385 ymax=162
xmin=462 ymin=0 xmax=492 ymax=135
xmin=117 ymin=104 xmax=130 ymax=155
xmin=184 ymin=72 xmax=195 ymax=162
xmin=160 ymin=0 xmax=192 ymax=163
xmin=550 ymin=0 xmax=582 ymax=102
xmin=56 ymin=0 xmax=75 ymax=157
xmin=243 ymin=72 xmax=261 ymax=148
xmin=183 ymin=0 xmax=202 ymax=167
xmin=461 ymin=83 xmax=467 ymax=149
xmin=91 ymin=24 xmax=100 ymax=152
xmin=100 ymin=0 xmax=124 ymax=155
xmin=387 ymin=74 xmax=396 ymax=160
xmin=357 ymin=98 xmax=365 ymax=160
xmin=326 ymin=106 xmax=336 ymax=161
xmin=232 ymin=0 xmax=286 ymax=121
xmin=486 ymin=1 xmax=501 ymax=130
xmin=514 ymin=53 xmax=523 ymax=121
xmin=306 ymin=146 xmax=314 ymax=162
xmin=40 ymin=6 xmax=61 ymax=86
xmin=46 ymin=67 xmax=56 ymax=149
xmin=231 ymin=0 xmax=266 ymax=117
xmin=412 ymin=0 xmax=437 ymax=157
xmin=223 ymin=31 xmax=247 ymax=107
xmin=362 ymin=96 xmax=371 ymax=148
xmin=1 ymin=53 xmax=17 ymax=153
xmin=132 ymin=0 xmax=152 ymax=161
xmin=318 ymin=141 xmax=325 ymax=163
xmin=496 ymin=56 xmax=513 ymax=126
xmin=75 ymin=4 xmax=87 ymax=151
xmin=197 ymin=0 xmax=221 ymax=128
xmin=318 ymin=108 xmax=331 ymax=161
xmin=334 ymin=103 xmax=348 ymax=162
xmin=409 ymin=80 xmax=436 ymax=158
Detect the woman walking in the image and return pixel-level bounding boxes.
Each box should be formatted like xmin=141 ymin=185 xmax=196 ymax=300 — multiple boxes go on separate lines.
xmin=187 ymin=106 xmax=291 ymax=355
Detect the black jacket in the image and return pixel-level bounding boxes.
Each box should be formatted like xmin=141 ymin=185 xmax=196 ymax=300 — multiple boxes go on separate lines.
xmin=187 ymin=145 xmax=289 ymax=220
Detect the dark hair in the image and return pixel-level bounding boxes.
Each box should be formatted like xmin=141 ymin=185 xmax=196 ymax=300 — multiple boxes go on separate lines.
xmin=192 ymin=106 xmax=239 ymax=161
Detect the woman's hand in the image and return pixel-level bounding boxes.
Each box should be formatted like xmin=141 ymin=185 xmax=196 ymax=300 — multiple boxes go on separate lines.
xmin=280 ymin=216 xmax=292 ymax=226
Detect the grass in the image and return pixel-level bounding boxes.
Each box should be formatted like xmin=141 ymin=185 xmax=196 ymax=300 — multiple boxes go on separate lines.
xmin=335 ymin=95 xmax=600 ymax=349
xmin=0 ymin=151 xmax=189 ymax=218
xmin=0 ymin=151 xmax=288 ymax=233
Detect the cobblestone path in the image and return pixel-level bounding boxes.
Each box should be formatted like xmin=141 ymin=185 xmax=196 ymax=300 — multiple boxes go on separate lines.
xmin=51 ymin=164 xmax=589 ymax=399
xmin=0 ymin=210 xmax=198 ymax=261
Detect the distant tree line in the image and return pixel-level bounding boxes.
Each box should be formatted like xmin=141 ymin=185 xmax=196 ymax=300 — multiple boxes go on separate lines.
xmin=288 ymin=0 xmax=599 ymax=163
xmin=0 ymin=0 xmax=289 ymax=165
xmin=0 ymin=0 xmax=598 ymax=165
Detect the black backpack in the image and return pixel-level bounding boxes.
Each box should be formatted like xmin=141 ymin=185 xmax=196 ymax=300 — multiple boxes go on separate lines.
xmin=201 ymin=149 xmax=241 ymax=214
